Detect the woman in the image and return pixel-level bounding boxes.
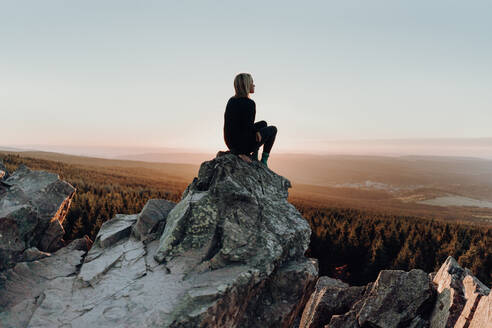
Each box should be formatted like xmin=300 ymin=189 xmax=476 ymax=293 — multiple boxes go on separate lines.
xmin=223 ymin=73 xmax=277 ymax=167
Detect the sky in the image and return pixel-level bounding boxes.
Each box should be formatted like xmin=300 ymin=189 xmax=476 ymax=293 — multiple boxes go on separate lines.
xmin=1 ymin=0 xmax=492 ymax=156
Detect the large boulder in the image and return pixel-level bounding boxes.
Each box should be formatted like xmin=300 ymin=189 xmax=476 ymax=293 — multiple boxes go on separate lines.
xmin=154 ymin=154 xmax=312 ymax=274
xmin=299 ymin=256 xmax=491 ymax=328
xmin=356 ymin=269 xmax=435 ymax=327
xmin=0 ymin=164 xmax=75 ymax=270
xmin=132 ymin=198 xmax=175 ymax=241
xmin=299 ymin=269 xmax=436 ymax=328
xmin=299 ymin=277 xmax=368 ymax=328
xmin=0 ymin=154 xmax=318 ymax=327
xmin=430 ymin=256 xmax=490 ymax=328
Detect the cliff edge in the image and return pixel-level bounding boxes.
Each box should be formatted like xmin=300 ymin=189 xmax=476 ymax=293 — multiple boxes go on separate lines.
xmin=0 ymin=154 xmax=318 ymax=327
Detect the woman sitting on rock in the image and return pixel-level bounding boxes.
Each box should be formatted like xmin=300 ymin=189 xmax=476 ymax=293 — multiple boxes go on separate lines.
xmin=223 ymin=73 xmax=277 ymax=167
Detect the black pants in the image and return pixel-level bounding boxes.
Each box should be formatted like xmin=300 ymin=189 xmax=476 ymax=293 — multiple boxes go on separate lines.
xmin=253 ymin=121 xmax=277 ymax=154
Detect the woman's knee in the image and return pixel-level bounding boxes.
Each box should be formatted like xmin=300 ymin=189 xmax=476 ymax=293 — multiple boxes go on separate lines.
xmin=255 ymin=121 xmax=267 ymax=130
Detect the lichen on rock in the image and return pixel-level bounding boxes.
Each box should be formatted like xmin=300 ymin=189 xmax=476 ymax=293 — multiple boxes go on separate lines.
xmin=154 ymin=153 xmax=311 ymax=277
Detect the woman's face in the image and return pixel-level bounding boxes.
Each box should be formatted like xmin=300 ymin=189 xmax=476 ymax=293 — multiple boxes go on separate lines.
xmin=250 ymin=80 xmax=255 ymax=94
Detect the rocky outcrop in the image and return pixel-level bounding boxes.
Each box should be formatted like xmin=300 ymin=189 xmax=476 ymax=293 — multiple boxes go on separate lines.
xmin=2 ymin=156 xmax=490 ymax=328
xmin=300 ymin=257 xmax=490 ymax=328
xmin=300 ymin=277 xmax=370 ymax=328
xmin=0 ymin=154 xmax=318 ymax=327
xmin=429 ymin=256 xmax=490 ymax=328
xmin=0 ymin=159 xmax=9 ymax=181
xmin=300 ymin=269 xmax=435 ymax=328
xmin=469 ymin=293 xmax=491 ymax=328
xmin=0 ymin=238 xmax=90 ymax=327
xmin=132 ymin=198 xmax=175 ymax=241
xmin=0 ymin=164 xmax=75 ymax=270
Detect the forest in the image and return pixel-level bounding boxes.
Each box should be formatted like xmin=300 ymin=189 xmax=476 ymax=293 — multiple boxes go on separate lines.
xmin=2 ymin=153 xmax=491 ymax=287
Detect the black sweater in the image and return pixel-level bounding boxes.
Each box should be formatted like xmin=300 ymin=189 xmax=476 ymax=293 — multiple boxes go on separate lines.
xmin=223 ymin=97 xmax=256 ymax=154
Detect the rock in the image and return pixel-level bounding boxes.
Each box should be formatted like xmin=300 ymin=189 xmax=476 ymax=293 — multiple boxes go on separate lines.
xmin=96 ymin=213 xmax=137 ymax=249
xmin=132 ymin=199 xmax=175 ymax=240
xmin=430 ymin=256 xmax=490 ymax=328
xmin=154 ymin=154 xmax=311 ymax=276
xmin=0 ymin=154 xmax=318 ymax=327
xmin=239 ymin=258 xmax=318 ymax=328
xmin=0 ymin=238 xmax=87 ymax=328
xmin=469 ymin=293 xmax=491 ymax=328
xmin=78 ymin=213 xmax=140 ymax=286
xmin=316 ymin=270 xmax=434 ymax=328
xmin=0 ymin=159 xmax=9 ymax=180
xmin=300 ymin=277 xmax=367 ymax=328
xmin=0 ymin=165 xmax=75 ymax=270
xmin=20 ymin=247 xmax=51 ymax=262
xmin=38 ymin=219 xmax=65 ymax=252
xmin=324 ymin=283 xmax=373 ymax=328
xmin=357 ymin=269 xmax=435 ymax=327
xmin=313 ymin=257 xmax=491 ymax=328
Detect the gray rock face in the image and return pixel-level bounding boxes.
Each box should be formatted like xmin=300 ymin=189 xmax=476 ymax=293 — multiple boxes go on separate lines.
xmin=357 ymin=269 xmax=435 ymax=327
xmin=0 ymin=154 xmax=317 ymax=327
xmin=239 ymin=258 xmax=318 ymax=328
xmin=301 ymin=269 xmax=435 ymax=328
xmin=132 ymin=198 xmax=175 ymax=241
xmin=300 ymin=277 xmax=367 ymax=328
xmin=0 ymin=164 xmax=75 ymax=270
xmin=3 ymin=157 xmax=490 ymax=328
xmin=469 ymin=292 xmax=491 ymax=328
xmin=302 ymin=257 xmax=491 ymax=328
xmin=0 ymin=238 xmax=89 ymax=328
xmin=0 ymin=159 xmax=9 ymax=180
xmin=154 ymin=154 xmax=311 ymax=276
xmin=430 ymin=256 xmax=490 ymax=328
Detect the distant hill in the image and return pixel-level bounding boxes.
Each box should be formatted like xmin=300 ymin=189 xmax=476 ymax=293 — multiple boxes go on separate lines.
xmin=0 ymin=146 xmax=23 ymax=152
xmin=114 ymin=152 xmax=214 ymax=165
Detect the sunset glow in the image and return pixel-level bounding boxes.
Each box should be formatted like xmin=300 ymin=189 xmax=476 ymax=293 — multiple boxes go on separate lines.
xmin=2 ymin=1 xmax=491 ymax=157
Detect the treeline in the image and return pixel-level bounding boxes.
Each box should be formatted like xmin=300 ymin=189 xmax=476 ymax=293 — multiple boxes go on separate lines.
xmin=2 ymin=153 xmax=491 ymax=287
xmin=296 ymin=203 xmax=492 ymax=287
xmin=2 ymin=154 xmax=184 ymax=241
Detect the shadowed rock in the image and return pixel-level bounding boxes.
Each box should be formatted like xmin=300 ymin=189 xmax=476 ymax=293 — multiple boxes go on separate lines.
xmin=301 ymin=269 xmax=435 ymax=328
xmin=132 ymin=199 xmax=175 ymax=241
xmin=154 ymin=154 xmax=311 ymax=276
xmin=0 ymin=165 xmax=75 ymax=270
xmin=300 ymin=277 xmax=368 ymax=328
xmin=304 ymin=257 xmax=491 ymax=328
xmin=4 ymin=157 xmax=490 ymax=328
xmin=357 ymin=269 xmax=435 ymax=327
xmin=0 ymin=154 xmax=317 ymax=327
xmin=0 ymin=238 xmax=89 ymax=328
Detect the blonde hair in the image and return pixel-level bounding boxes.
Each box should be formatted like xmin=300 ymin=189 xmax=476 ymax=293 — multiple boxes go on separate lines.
xmin=233 ymin=73 xmax=253 ymax=98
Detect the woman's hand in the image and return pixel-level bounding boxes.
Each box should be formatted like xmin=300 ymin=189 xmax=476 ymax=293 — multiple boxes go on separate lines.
xmin=256 ymin=132 xmax=262 ymax=143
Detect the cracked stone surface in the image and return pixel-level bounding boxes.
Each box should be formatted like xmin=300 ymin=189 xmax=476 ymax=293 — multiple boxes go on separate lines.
xmin=0 ymin=238 xmax=89 ymax=327
xmin=0 ymin=164 xmax=75 ymax=270
xmin=429 ymin=256 xmax=490 ymax=328
xmin=299 ymin=277 xmax=367 ymax=328
xmin=155 ymin=154 xmax=311 ymax=276
xmin=0 ymin=155 xmax=318 ymax=327
xmin=302 ymin=257 xmax=491 ymax=328
xmin=132 ymin=199 xmax=175 ymax=241
xmin=301 ymin=269 xmax=435 ymax=328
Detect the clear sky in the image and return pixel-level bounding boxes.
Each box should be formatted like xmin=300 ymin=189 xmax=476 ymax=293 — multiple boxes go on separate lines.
xmin=2 ymin=0 xmax=491 ymax=154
